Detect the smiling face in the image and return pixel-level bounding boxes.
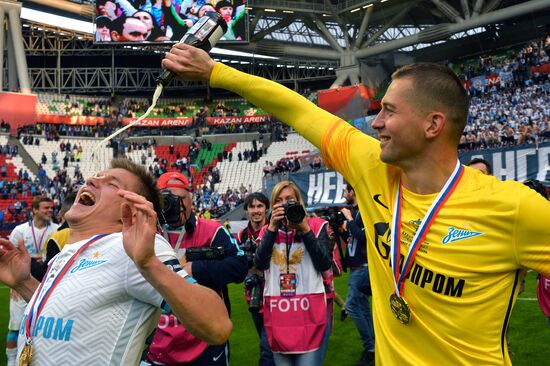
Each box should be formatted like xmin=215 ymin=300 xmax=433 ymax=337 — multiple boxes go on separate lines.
xmin=246 ymin=198 xmax=267 ymax=226
xmin=65 ymin=168 xmax=141 ymax=228
xmin=34 ymin=201 xmax=54 ymax=223
xmin=371 ymin=77 xmax=428 ymax=167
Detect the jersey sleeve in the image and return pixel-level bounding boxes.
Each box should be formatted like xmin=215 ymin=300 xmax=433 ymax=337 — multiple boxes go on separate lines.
xmin=209 ymin=62 xmax=385 ymax=186
xmin=125 ymin=234 xmax=187 ymax=307
xmin=514 ymin=186 xmax=550 ymax=277
xmin=8 ymin=224 xmax=23 ymax=246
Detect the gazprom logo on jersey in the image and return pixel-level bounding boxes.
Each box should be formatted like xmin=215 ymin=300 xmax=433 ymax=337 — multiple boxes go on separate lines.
xmin=70 ymin=258 xmax=108 ymax=273
xmin=20 ymin=315 xmax=73 ymax=341
xmin=442 ymin=227 xmax=484 ymax=244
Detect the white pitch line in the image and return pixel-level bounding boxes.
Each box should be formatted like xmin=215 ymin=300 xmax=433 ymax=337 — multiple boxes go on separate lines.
xmin=516 ymin=297 xmax=537 ymax=301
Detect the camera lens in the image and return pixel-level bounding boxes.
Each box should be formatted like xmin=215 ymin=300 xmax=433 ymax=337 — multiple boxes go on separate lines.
xmin=286 ymin=204 xmax=305 ymax=224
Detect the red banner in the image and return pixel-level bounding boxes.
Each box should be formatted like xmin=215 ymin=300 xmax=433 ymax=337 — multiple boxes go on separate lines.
xmin=532 ymin=63 xmax=550 ymax=75
xmin=206 ymin=115 xmax=271 ymax=125
xmin=37 ymin=114 xmax=104 ymax=126
xmin=122 ymin=117 xmax=193 ymax=127
xmin=1 ymin=92 xmax=36 ymax=133
xmin=317 ymin=84 xmax=375 ymax=120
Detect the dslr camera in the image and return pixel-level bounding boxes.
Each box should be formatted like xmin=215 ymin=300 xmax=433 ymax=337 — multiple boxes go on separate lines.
xmin=160 ymin=189 xmax=182 ymax=226
xmin=239 ymin=239 xmax=257 ymax=269
xmin=186 ymin=246 xmax=226 ymax=261
xmin=282 ymin=199 xmax=306 ymax=225
xmin=244 ymin=272 xmax=264 ymax=312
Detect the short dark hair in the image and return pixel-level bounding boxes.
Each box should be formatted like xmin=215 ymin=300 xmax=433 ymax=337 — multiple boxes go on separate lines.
xmin=346 ymin=183 xmax=354 ymax=192
xmin=467 ymin=158 xmax=492 ymax=175
xmin=392 ymin=63 xmax=469 ymax=144
xmin=32 ymin=196 xmax=53 ymax=210
xmin=243 ymin=192 xmax=269 ymax=211
xmin=110 ymin=158 xmax=162 ymax=216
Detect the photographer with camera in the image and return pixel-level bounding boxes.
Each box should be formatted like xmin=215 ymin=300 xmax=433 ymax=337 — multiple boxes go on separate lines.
xmin=340 ymin=184 xmax=375 ymax=366
xmin=143 ymin=172 xmax=248 ymax=366
xmin=237 ymin=192 xmax=275 ymax=366
xmin=254 ymin=181 xmax=332 ymax=366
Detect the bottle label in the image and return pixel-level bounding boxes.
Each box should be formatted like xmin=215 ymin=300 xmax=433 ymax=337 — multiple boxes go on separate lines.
xmin=181 ymin=17 xmax=216 ymax=44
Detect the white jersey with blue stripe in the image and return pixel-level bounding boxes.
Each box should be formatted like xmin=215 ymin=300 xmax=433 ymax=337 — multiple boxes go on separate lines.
xmin=17 ymin=232 xmax=180 ymax=366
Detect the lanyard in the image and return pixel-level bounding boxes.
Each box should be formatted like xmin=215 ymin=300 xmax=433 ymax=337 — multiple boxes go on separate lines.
xmin=30 ymin=221 xmax=49 ymax=254
xmin=163 ymin=225 xmax=186 ymax=252
xmin=24 ymin=234 xmax=108 ymax=344
xmin=285 ymin=229 xmax=293 ymax=274
xmin=390 ymin=160 xmax=464 ymax=297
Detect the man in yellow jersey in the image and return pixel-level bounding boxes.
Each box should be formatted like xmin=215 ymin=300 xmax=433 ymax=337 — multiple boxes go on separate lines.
xmin=161 ymin=43 xmax=550 ymax=365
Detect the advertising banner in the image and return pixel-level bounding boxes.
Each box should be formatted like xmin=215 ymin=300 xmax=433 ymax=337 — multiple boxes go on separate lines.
xmin=121 ymin=117 xmax=193 ymax=127
xmin=205 ymin=115 xmax=271 ymax=125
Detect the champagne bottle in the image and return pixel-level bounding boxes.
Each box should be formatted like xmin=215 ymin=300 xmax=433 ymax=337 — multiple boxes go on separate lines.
xmin=157 ymin=11 xmax=228 ymax=86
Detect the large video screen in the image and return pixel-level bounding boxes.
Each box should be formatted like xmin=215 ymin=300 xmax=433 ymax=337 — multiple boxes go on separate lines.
xmin=94 ymin=0 xmax=248 ymax=44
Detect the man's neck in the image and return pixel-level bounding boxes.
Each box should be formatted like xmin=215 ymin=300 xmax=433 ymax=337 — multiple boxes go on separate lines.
xmin=249 ymin=220 xmax=265 ymax=232
xmin=67 ymin=222 xmax=121 ymax=244
xmin=400 ymin=153 xmax=459 ymax=195
xmin=33 ymin=217 xmax=48 ymax=229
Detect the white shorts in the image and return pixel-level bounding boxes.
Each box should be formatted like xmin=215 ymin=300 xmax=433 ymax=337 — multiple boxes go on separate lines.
xmin=9 ymin=290 xmax=27 ymax=331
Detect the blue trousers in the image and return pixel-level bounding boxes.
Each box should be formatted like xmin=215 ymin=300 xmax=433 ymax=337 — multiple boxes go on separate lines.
xmin=251 ymin=312 xmax=275 ymax=366
xmin=346 ymin=266 xmax=375 ymax=352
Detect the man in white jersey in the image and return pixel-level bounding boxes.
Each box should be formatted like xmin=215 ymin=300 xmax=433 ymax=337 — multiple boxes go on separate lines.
xmin=0 ymin=158 xmax=232 ymax=365
xmin=6 ymin=196 xmax=59 ymax=366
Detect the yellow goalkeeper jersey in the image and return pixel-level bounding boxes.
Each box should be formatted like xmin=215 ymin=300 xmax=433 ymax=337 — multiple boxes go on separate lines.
xmin=210 ymin=62 xmax=550 ymax=365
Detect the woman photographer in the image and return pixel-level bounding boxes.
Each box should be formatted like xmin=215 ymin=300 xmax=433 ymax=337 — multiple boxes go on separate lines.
xmin=254 ymin=181 xmax=332 ymax=366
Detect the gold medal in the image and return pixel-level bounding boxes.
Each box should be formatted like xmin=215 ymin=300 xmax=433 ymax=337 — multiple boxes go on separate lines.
xmin=18 ymin=343 xmax=33 ymax=366
xmin=390 ymin=293 xmax=411 ymax=324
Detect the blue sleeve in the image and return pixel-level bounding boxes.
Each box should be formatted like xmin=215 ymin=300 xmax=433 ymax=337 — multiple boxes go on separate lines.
xmin=191 ymin=227 xmax=248 ymax=290
xmin=347 ymin=213 xmax=366 ymax=244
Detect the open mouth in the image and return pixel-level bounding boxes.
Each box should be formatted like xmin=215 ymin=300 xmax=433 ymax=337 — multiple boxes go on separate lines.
xmin=78 ymin=192 xmax=96 ymax=206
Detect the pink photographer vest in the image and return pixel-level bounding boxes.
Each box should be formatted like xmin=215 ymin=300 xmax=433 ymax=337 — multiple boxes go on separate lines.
xmin=260 ymin=217 xmax=328 ymax=354
xmin=537 ymin=275 xmax=550 ymax=317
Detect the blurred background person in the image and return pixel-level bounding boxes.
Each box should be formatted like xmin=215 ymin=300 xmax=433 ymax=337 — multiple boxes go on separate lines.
xmin=340 ymin=184 xmax=374 ymax=366
xmin=238 ymin=192 xmax=274 ymax=366
xmin=5 ymin=196 xmax=59 ymax=366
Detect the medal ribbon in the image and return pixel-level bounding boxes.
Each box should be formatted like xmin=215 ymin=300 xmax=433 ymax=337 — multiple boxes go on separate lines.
xmin=30 ymin=221 xmax=49 ymax=255
xmin=24 ymin=234 xmax=108 ymax=344
xmin=390 ymin=160 xmax=463 ymax=297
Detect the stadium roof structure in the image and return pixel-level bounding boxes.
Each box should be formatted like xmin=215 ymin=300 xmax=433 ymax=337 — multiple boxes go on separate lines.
xmin=21 ymin=0 xmax=550 ymax=60
xmin=240 ymin=0 xmax=550 ymax=60
xmin=10 ymin=0 xmax=550 ymax=93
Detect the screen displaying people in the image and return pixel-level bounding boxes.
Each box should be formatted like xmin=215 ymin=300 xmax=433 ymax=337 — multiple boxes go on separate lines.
xmin=95 ymin=0 xmax=248 ymax=43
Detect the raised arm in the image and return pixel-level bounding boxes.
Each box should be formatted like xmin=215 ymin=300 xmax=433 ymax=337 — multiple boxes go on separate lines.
xmin=118 ymin=189 xmax=232 ymax=345
xmin=161 ymin=44 xmax=340 ymax=148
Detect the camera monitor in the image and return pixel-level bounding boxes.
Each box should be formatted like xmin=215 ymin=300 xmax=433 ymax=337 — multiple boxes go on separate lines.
xmin=94 ymin=0 xmax=248 ymax=44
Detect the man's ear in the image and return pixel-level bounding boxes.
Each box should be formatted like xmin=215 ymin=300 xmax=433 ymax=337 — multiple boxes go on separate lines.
xmin=425 ymin=112 xmax=446 ymax=140
xmin=110 ymin=31 xmax=119 ymax=41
